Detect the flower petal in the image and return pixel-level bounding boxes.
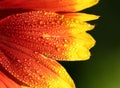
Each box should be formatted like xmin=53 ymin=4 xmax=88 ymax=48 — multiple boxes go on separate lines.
xmin=63 ymin=13 xmax=100 ymax=21
xmin=0 ymin=71 xmax=22 ymax=88
xmin=0 ymin=10 xmax=95 ymax=61
xmin=0 ymin=0 xmax=99 ymax=12
xmin=0 ymin=40 xmax=75 ymax=88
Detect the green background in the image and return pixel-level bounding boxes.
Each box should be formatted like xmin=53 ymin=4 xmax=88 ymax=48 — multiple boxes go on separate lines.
xmin=60 ymin=0 xmax=120 ymax=88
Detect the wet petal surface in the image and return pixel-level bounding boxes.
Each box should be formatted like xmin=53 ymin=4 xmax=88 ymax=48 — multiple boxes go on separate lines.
xmin=0 ymin=11 xmax=97 ymax=60
xmin=0 ymin=40 xmax=75 ymax=88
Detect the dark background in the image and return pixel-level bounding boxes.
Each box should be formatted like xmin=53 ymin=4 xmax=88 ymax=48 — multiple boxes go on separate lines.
xmin=60 ymin=0 xmax=120 ymax=88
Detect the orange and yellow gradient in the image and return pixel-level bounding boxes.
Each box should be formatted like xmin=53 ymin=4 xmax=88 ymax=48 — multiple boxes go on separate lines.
xmin=0 ymin=0 xmax=99 ymax=88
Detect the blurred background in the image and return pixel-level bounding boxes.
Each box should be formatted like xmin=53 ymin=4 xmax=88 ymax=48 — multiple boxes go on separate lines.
xmin=60 ymin=0 xmax=120 ymax=88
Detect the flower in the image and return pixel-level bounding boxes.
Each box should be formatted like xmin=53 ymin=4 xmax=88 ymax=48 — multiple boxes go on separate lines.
xmin=0 ymin=0 xmax=99 ymax=88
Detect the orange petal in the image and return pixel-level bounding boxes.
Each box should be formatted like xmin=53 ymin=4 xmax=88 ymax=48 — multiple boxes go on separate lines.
xmin=0 ymin=39 xmax=75 ymax=88
xmin=0 ymin=10 xmax=95 ymax=61
xmin=0 ymin=0 xmax=99 ymax=12
xmin=0 ymin=71 xmax=22 ymax=88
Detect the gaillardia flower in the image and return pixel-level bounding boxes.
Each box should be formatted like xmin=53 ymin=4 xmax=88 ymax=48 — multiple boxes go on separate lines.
xmin=0 ymin=0 xmax=99 ymax=88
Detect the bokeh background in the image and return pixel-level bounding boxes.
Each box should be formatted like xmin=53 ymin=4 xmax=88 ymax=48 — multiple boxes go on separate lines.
xmin=60 ymin=0 xmax=120 ymax=88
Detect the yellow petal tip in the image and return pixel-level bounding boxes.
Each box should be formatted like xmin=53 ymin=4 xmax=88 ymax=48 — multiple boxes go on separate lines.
xmin=63 ymin=33 xmax=96 ymax=61
xmin=74 ymin=0 xmax=100 ymax=11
